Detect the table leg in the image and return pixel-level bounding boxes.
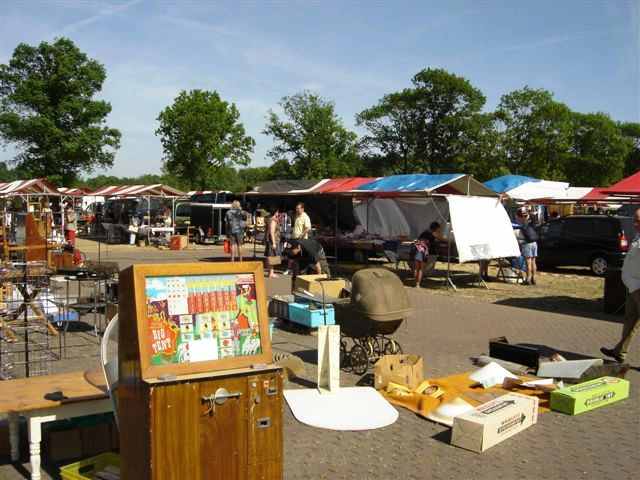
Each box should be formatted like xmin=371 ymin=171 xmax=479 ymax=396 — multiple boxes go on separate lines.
xmin=28 ymin=416 xmax=42 ymax=480
xmin=8 ymin=412 xmax=19 ymax=462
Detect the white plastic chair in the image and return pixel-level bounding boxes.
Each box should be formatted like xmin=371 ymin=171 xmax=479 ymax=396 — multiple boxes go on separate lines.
xmin=101 ymin=314 xmax=119 ymax=427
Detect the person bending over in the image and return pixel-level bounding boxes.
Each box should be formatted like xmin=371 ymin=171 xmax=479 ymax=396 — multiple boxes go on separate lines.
xmin=286 ymin=238 xmax=331 ymax=280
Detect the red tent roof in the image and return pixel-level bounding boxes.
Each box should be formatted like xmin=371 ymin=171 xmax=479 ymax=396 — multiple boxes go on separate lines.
xmin=88 ymin=184 xmax=185 ymax=197
xmin=604 ymin=171 xmax=640 ymax=196
xmin=313 ymin=177 xmax=377 ymax=193
xmin=0 ymin=179 xmax=59 ymax=196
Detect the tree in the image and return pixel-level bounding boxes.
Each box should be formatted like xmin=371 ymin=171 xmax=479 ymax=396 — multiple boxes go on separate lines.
xmin=620 ymin=122 xmax=640 ymax=177
xmin=495 ymin=87 xmax=573 ymax=180
xmin=0 ymin=38 xmax=121 ymax=184
xmin=459 ymin=113 xmax=509 ymax=182
xmin=263 ymin=91 xmax=360 ymax=178
xmin=564 ymin=113 xmax=631 ymax=186
xmin=357 ymin=68 xmax=486 ymax=174
xmin=156 ymin=89 xmax=255 ymax=190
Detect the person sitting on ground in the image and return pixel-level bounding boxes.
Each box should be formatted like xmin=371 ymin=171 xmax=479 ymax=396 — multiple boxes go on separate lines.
xmin=286 ymin=238 xmax=331 ymax=280
xmin=414 ymin=221 xmax=443 ymax=288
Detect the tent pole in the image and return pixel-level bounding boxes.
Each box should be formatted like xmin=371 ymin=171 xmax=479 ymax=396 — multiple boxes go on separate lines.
xmin=334 ymin=196 xmax=338 ymax=266
xmin=147 ymin=196 xmax=151 ymax=244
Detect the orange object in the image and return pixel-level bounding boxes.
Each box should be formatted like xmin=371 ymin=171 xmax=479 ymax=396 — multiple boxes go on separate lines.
xmin=223 ymin=239 xmax=231 ymax=254
xmin=169 ymin=235 xmax=188 ymax=250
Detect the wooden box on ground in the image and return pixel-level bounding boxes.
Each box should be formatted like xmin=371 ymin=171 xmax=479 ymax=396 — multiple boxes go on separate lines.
xmin=294 ymin=275 xmax=346 ymax=298
xmin=374 ymin=355 xmax=424 ymax=391
xmin=169 ymin=235 xmax=188 ymax=250
xmin=118 ymin=262 xmax=282 ymax=480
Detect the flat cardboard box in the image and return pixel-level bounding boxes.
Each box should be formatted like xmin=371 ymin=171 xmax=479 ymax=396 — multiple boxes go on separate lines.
xmin=169 ymin=235 xmax=188 ymax=250
xmin=451 ymin=393 xmax=538 ymax=453
xmin=295 ymin=275 xmax=346 ymax=298
xmin=374 ymin=354 xmax=424 ymax=390
xmin=550 ymin=376 xmax=630 ymax=415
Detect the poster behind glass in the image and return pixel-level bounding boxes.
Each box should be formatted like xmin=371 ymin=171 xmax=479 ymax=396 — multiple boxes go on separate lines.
xmin=145 ymin=273 xmax=261 ymax=365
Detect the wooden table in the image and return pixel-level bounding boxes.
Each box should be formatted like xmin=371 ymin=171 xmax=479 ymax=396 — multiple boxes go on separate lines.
xmin=0 ymin=369 xmax=112 ymax=480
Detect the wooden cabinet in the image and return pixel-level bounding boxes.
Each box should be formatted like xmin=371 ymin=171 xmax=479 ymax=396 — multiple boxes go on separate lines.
xmin=120 ymin=369 xmax=283 ymax=480
xmin=118 ymin=263 xmax=283 ymax=480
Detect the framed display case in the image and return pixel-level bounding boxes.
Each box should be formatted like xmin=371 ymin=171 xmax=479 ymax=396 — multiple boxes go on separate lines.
xmin=124 ymin=262 xmax=272 ymax=380
xmin=118 ymin=262 xmax=282 ymax=480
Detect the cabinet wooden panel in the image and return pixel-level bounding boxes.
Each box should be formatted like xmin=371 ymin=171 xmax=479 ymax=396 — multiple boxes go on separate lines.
xmin=200 ymin=376 xmax=248 ymax=480
xmin=150 ymin=382 xmax=201 ymax=480
xmin=120 ymin=369 xmax=283 ymax=480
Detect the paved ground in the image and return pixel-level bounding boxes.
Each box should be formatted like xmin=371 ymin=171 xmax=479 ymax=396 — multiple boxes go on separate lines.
xmin=1 ymin=242 xmax=638 ymax=479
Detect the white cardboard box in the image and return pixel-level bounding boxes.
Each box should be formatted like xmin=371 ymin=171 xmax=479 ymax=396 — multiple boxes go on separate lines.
xmin=451 ymin=393 xmax=538 ymax=453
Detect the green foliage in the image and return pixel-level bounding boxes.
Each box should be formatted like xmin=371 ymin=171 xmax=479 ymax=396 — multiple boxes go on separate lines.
xmin=357 ymin=68 xmax=486 ymax=174
xmin=495 ymin=87 xmax=573 ymax=180
xmin=156 ymin=89 xmax=255 ymax=190
xmin=263 ymin=91 xmax=360 ymax=178
xmin=0 ymin=38 xmax=121 ymax=184
xmin=620 ymin=122 xmax=640 ymax=177
xmin=564 ymin=113 xmax=631 ymax=186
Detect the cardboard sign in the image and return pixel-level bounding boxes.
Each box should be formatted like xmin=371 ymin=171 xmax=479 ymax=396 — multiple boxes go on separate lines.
xmin=451 ymin=393 xmax=538 ymax=453
xmin=374 ymin=355 xmax=424 ymax=391
xmin=550 ymin=376 xmax=630 ymax=415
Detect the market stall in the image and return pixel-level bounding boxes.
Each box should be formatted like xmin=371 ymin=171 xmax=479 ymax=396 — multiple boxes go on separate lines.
xmin=88 ymin=184 xmax=185 ymax=244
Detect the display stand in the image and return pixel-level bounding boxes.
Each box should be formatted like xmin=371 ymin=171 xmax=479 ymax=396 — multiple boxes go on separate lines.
xmin=118 ymin=262 xmax=283 ymax=480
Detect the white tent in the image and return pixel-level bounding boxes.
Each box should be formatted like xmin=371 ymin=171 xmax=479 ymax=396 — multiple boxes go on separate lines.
xmin=354 ymin=195 xmax=520 ymax=263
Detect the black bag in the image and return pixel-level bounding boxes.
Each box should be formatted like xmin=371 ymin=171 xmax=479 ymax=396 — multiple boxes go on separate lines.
xmin=522 ymin=224 xmax=538 ymax=243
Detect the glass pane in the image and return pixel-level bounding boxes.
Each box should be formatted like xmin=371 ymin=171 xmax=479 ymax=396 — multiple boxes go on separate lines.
xmin=144 ymin=273 xmax=261 ymax=365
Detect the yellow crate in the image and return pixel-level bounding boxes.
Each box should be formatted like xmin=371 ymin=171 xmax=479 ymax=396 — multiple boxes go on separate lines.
xmin=60 ymin=452 xmax=120 ymax=480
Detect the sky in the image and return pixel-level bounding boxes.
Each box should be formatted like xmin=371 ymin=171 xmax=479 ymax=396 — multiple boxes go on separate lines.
xmin=0 ymin=0 xmax=638 ymax=178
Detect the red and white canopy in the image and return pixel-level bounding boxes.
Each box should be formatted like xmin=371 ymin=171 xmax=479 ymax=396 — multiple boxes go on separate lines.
xmin=0 ymin=179 xmax=59 ymax=196
xmin=89 ymin=184 xmax=185 ymax=197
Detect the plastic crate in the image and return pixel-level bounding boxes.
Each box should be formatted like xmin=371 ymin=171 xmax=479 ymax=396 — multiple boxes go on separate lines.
xmin=269 ymin=295 xmax=295 ymax=320
xmin=288 ymin=302 xmax=335 ymax=328
xmin=60 ymin=452 xmax=120 ymax=480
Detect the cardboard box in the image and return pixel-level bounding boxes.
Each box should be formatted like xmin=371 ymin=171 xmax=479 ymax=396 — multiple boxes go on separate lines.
xmin=374 ymin=354 xmax=424 ymax=390
xmin=169 ymin=235 xmax=188 ymax=250
xmin=550 ymin=376 xmax=630 ymax=415
xmin=451 ymin=393 xmax=538 ymax=453
xmin=294 ymin=275 xmax=346 ymax=298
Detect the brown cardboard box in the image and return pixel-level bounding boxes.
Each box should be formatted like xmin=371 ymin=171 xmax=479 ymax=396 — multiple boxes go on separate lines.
xmin=169 ymin=235 xmax=188 ymax=250
xmin=374 ymin=354 xmax=424 ymax=390
xmin=451 ymin=393 xmax=538 ymax=453
xmin=294 ymin=275 xmax=346 ymax=298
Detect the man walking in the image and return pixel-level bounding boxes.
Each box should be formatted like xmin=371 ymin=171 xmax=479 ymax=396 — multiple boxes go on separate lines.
xmin=292 ymin=202 xmax=311 ymax=240
xmin=601 ymin=209 xmax=640 ymax=363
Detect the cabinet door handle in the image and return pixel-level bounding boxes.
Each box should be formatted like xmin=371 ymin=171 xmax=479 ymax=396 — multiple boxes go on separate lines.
xmin=202 ymin=387 xmax=243 ymax=405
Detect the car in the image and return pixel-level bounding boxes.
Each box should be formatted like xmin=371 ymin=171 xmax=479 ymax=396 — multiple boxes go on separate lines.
xmin=537 ymin=215 xmax=634 ymax=275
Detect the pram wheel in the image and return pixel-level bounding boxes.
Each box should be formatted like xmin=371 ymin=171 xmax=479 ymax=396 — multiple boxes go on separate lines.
xmin=349 ymin=344 xmax=369 ymax=375
xmin=383 ymin=338 xmax=402 ymax=355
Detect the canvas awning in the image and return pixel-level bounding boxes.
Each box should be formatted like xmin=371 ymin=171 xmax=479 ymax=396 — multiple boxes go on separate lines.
xmin=248 ymin=180 xmax=320 ymax=194
xmin=603 ymin=171 xmax=640 ymax=197
xmin=58 ymin=187 xmax=90 ymax=196
xmin=484 ymin=175 xmax=570 ymax=201
xmin=0 ymin=179 xmax=60 ymax=196
xmin=355 ymin=174 xmax=497 ymax=197
xmin=89 ymin=184 xmax=185 ymax=197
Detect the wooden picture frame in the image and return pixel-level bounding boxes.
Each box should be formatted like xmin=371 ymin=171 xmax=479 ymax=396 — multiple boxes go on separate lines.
xmin=120 ymin=262 xmax=272 ymax=381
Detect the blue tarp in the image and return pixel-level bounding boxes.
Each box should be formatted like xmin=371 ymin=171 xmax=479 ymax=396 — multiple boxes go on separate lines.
xmin=484 ymin=175 xmax=540 ymax=194
xmin=357 ymin=174 xmax=464 ymax=192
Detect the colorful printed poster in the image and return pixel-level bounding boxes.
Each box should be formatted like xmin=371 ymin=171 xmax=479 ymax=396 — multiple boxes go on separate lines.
xmin=145 ymin=273 xmax=262 ymax=366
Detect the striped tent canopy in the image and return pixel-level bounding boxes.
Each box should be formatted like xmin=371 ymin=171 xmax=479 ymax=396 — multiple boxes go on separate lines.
xmin=88 ymin=184 xmax=185 ymax=197
xmin=0 ymin=178 xmax=59 ymax=196
xmin=58 ymin=187 xmax=90 ymax=196
xmin=356 ymin=174 xmax=497 ymax=197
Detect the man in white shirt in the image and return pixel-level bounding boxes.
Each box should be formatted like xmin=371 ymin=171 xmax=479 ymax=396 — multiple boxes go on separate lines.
xmin=292 ymin=202 xmax=311 ymax=240
xmin=601 ymin=209 xmax=640 ymax=363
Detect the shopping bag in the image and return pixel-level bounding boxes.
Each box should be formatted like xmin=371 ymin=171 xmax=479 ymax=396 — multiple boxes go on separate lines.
xmin=267 ymin=256 xmax=282 ymax=266
xmin=223 ymin=239 xmax=231 ymax=254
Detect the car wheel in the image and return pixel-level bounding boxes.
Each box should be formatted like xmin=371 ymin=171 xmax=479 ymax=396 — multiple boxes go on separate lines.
xmin=591 ymin=256 xmax=608 ymax=276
